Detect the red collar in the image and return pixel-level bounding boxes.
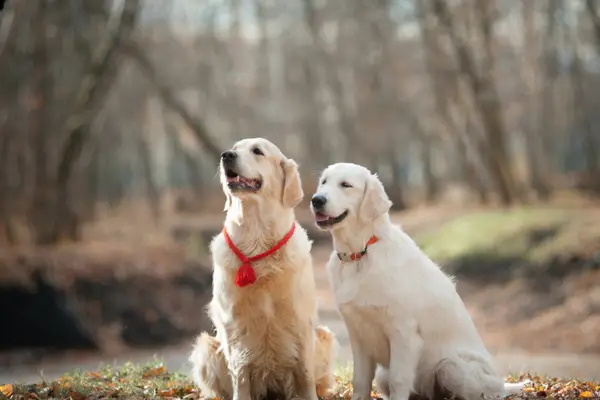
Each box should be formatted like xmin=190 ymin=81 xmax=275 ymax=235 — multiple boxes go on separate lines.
xmin=337 ymin=235 xmax=378 ymax=262
xmin=223 ymin=223 xmax=296 ymax=287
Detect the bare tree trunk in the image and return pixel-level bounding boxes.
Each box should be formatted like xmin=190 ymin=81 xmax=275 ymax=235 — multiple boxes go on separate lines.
xmin=137 ymin=131 xmax=161 ymax=222
xmin=301 ymin=0 xmax=360 ymax=162
xmin=448 ymin=92 xmax=492 ymax=204
xmin=570 ymin=49 xmax=599 ymax=176
xmin=431 ymin=0 xmax=518 ymax=206
xmin=387 ymin=146 xmax=408 ymax=211
xmin=0 ymin=0 xmax=25 ymax=244
xmin=29 ymin=0 xmax=57 ymax=244
xmin=538 ymin=0 xmax=561 ymax=186
xmin=0 ymin=133 xmax=16 ymax=243
xmin=419 ymin=135 xmax=438 ymax=203
xmin=462 ymin=114 xmax=489 ymax=204
xmin=299 ymin=59 xmax=329 ymax=166
xmin=522 ymin=0 xmax=552 ymax=201
xmin=162 ymin=111 xmax=205 ymax=194
xmin=81 ymin=144 xmax=99 ymax=222
xmin=45 ymin=0 xmax=141 ymax=244
xmin=0 ymin=0 xmax=24 ymax=65
xmin=584 ymin=0 xmax=600 ymax=176
xmin=587 ymin=0 xmax=600 ymax=44
xmin=416 ymin=0 xmax=487 ymax=203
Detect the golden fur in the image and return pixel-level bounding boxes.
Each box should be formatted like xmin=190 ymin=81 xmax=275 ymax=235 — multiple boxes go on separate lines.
xmin=189 ymin=138 xmax=336 ymax=400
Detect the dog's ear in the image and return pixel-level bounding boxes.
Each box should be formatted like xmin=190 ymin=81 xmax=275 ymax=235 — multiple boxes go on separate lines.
xmin=281 ymin=158 xmax=304 ymax=209
xmin=359 ymin=173 xmax=392 ymax=223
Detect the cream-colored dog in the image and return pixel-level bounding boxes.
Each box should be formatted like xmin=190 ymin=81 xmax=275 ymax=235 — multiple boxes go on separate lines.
xmin=189 ymin=138 xmax=336 ymax=400
xmin=310 ymin=162 xmax=527 ymax=400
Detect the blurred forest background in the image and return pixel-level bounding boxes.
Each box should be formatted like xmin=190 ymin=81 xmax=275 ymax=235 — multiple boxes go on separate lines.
xmin=1 ymin=0 xmax=600 ymax=384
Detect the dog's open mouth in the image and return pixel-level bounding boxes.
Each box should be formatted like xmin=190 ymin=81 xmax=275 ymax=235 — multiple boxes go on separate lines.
xmin=225 ymin=169 xmax=262 ymax=192
xmin=314 ymin=210 xmax=348 ymax=227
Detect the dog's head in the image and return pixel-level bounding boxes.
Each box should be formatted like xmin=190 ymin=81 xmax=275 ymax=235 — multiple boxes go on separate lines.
xmin=220 ymin=138 xmax=303 ymax=210
xmin=311 ymin=163 xmax=392 ymax=231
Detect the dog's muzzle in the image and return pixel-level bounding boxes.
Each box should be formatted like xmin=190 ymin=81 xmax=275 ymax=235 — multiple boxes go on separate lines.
xmin=311 ymin=194 xmax=327 ymax=210
xmin=221 ymin=150 xmax=238 ymax=177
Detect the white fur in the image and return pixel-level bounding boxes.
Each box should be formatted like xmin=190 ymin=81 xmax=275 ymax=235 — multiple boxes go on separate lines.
xmin=312 ymin=163 xmax=528 ymax=400
xmin=190 ymin=138 xmax=336 ymax=400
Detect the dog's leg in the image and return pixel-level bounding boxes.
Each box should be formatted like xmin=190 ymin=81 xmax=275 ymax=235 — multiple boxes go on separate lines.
xmin=294 ymin=330 xmax=319 ymax=400
xmin=388 ymin=329 xmax=423 ymax=400
xmin=232 ymin=365 xmax=252 ymax=400
xmin=346 ymin=325 xmax=376 ymax=400
xmin=189 ymin=333 xmax=233 ymax=400
xmin=374 ymin=365 xmax=390 ymax=400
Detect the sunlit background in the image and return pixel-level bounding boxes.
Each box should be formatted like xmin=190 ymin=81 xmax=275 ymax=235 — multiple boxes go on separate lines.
xmin=1 ymin=0 xmax=599 ymax=384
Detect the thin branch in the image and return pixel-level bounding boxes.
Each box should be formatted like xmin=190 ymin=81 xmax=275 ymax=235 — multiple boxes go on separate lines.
xmin=125 ymin=42 xmax=222 ymax=161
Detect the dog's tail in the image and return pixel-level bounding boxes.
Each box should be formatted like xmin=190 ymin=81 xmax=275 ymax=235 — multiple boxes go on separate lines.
xmin=504 ymin=380 xmax=531 ymax=395
xmin=374 ymin=361 xmax=529 ymax=400
xmin=432 ymin=352 xmax=523 ymax=400
xmin=188 ymin=333 xmax=232 ymax=398
xmin=314 ymin=326 xmax=338 ymax=397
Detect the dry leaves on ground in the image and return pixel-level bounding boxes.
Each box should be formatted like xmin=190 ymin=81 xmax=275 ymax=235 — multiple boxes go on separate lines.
xmin=0 ymin=384 xmax=14 ymax=397
xmin=504 ymin=374 xmax=600 ymax=400
xmin=1 ymin=363 xmax=599 ymax=400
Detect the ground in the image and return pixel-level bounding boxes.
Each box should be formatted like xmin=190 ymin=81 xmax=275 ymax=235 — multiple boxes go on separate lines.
xmin=1 ymin=191 xmax=600 ymax=391
xmin=1 ymin=360 xmax=599 ymax=400
xmin=415 ymin=205 xmax=600 ymax=354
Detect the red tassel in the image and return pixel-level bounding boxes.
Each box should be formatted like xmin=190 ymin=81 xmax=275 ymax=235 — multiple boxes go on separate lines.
xmin=235 ymin=262 xmax=257 ymax=287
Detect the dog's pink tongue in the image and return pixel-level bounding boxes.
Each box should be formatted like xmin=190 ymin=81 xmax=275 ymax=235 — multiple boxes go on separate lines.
xmin=315 ymin=212 xmax=330 ymax=222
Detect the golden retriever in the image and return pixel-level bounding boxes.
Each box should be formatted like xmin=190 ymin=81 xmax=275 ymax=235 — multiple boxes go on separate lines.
xmin=189 ymin=138 xmax=336 ymax=400
xmin=310 ymin=162 xmax=528 ymax=400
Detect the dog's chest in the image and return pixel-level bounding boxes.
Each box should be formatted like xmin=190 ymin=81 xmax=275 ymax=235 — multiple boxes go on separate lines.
xmin=231 ymin=291 xmax=304 ymax=369
xmin=212 ymin=269 xmax=308 ymax=371
xmin=327 ymin=258 xmax=394 ymax=307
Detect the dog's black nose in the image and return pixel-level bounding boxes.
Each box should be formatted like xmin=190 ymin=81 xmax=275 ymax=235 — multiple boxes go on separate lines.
xmin=221 ymin=150 xmax=237 ymax=162
xmin=311 ymin=194 xmax=327 ymax=209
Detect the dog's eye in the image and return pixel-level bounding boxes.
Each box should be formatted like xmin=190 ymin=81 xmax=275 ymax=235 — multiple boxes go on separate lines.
xmin=252 ymin=147 xmax=264 ymax=156
xmin=321 ymin=179 xmax=327 ymax=185
xmin=340 ymin=182 xmax=352 ymax=188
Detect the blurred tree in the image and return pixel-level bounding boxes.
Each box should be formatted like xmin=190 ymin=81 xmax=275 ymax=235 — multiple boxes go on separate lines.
xmin=431 ymin=0 xmax=519 ymax=206
xmin=25 ymin=0 xmax=141 ymax=244
xmin=521 ymin=0 xmax=553 ymax=201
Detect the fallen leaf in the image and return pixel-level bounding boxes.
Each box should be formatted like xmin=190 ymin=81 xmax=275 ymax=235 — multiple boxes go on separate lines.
xmin=159 ymin=388 xmax=177 ymax=397
xmin=579 ymin=391 xmax=593 ymax=398
xmin=143 ymin=366 xmax=166 ymax=378
xmin=69 ymin=390 xmax=86 ymax=400
xmin=0 ymin=384 xmax=13 ymax=397
xmin=87 ymin=372 xmax=103 ymax=379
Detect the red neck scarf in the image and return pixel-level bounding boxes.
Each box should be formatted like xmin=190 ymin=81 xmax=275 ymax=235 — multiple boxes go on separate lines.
xmin=223 ymin=223 xmax=296 ymax=287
